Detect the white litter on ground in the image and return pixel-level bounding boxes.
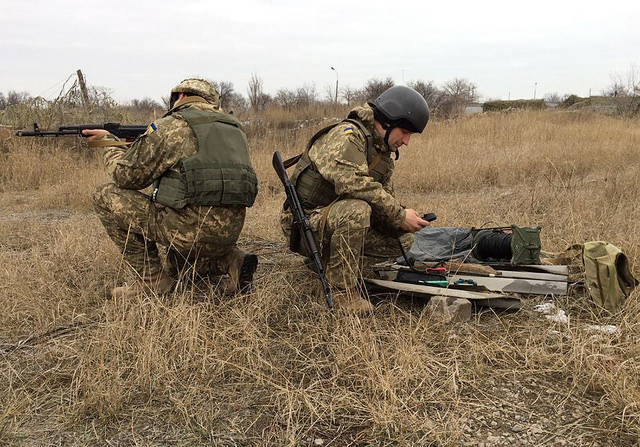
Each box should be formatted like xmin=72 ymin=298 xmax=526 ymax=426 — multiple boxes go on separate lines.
xmin=585 ymin=324 xmax=618 ymax=335
xmin=545 ymin=309 xmax=569 ymax=324
xmin=533 ymin=302 xmax=556 ymax=314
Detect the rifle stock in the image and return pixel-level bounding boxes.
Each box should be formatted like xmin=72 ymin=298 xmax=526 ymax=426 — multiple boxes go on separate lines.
xmin=272 ymin=151 xmax=333 ymax=309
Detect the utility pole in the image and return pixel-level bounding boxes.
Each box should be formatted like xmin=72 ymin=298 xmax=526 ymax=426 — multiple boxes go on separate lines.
xmin=331 ymin=66 xmax=339 ymax=104
xmin=533 ymin=82 xmax=537 ymax=100
xmin=76 ymin=69 xmax=90 ymax=106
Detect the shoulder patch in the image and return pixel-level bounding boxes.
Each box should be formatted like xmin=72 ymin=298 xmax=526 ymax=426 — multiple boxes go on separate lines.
xmin=146 ymin=122 xmax=158 ymax=135
xmin=343 ymin=126 xmax=353 ymax=135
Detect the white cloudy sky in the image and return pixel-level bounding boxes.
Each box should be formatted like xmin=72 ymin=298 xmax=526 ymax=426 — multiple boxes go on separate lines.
xmin=1 ymin=0 xmax=638 ymax=103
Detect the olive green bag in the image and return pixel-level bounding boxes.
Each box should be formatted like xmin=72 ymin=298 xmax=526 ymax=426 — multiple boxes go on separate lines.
xmin=582 ymin=241 xmax=638 ymax=312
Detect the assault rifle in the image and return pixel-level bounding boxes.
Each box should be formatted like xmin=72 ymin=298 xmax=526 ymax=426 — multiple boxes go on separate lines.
xmin=16 ymin=122 xmax=147 ymax=142
xmin=272 ymin=151 xmax=333 ymax=309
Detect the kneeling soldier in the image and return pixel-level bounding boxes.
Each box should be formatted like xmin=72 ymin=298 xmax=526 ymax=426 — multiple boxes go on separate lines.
xmin=85 ymin=78 xmax=258 ymax=298
xmin=280 ymin=86 xmax=431 ymax=313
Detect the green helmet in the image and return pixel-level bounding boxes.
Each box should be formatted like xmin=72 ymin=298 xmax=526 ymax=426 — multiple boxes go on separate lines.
xmin=170 ymin=78 xmax=220 ymax=106
xmin=374 ymin=85 xmax=430 ymax=133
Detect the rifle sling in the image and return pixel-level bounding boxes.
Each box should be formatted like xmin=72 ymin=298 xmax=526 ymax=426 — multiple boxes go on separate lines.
xmin=283 ymin=154 xmax=302 ymax=169
xmin=88 ymin=139 xmax=130 ymax=148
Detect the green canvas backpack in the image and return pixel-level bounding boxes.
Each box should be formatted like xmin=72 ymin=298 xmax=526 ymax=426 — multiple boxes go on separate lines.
xmin=582 ymin=241 xmax=638 ymax=312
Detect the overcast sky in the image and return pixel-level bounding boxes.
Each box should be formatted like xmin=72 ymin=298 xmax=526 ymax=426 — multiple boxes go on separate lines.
xmin=1 ymin=0 xmax=638 ymax=104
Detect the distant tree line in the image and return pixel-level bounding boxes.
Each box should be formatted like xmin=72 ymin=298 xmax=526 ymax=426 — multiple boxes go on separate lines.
xmin=245 ymin=74 xmax=480 ymax=119
xmin=0 ymin=91 xmax=32 ymax=110
xmin=4 ymin=64 xmax=637 ymax=119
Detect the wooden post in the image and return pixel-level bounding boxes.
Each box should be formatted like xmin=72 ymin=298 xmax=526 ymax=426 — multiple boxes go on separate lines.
xmin=76 ymin=69 xmax=90 ymax=106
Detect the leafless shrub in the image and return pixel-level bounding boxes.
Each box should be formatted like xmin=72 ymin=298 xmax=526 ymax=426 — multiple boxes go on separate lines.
xmin=359 ymin=77 xmax=395 ymax=102
xmin=247 ymin=72 xmax=271 ymax=112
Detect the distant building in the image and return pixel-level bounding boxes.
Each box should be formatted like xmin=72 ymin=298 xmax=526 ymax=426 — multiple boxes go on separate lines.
xmin=465 ymin=105 xmax=483 ymax=115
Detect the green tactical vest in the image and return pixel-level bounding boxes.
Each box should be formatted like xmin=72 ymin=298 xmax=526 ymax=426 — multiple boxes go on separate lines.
xmin=290 ymin=118 xmax=392 ymax=210
xmin=153 ymin=107 xmax=258 ymax=209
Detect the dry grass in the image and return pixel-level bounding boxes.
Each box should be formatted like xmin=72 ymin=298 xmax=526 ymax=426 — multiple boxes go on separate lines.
xmin=0 ymin=109 xmax=639 ymax=446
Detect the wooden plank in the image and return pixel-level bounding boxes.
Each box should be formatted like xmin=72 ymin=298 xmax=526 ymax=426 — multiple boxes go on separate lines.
xmin=448 ymin=274 xmax=567 ymax=295
xmin=375 ymin=267 xmax=568 ymax=295
xmin=379 ymin=264 xmax=568 ymax=281
xmin=485 ymin=263 xmax=569 ymax=275
xmin=365 ymin=279 xmax=517 ymax=300
xmin=493 ymin=270 xmax=567 ymax=281
xmin=365 ymin=279 xmax=521 ymax=310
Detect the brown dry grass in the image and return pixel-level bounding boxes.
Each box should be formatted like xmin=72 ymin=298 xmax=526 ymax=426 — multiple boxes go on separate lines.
xmin=0 ymin=109 xmax=639 ymax=446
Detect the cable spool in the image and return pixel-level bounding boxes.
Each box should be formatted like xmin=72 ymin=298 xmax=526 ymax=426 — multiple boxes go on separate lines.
xmin=473 ymin=230 xmax=512 ymax=261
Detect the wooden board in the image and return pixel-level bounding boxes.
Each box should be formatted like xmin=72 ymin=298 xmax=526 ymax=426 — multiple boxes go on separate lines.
xmin=492 ymin=270 xmax=567 ymax=281
xmin=374 ymin=265 xmax=569 ymax=295
xmin=365 ymin=279 xmax=521 ymax=310
xmin=485 ymin=263 xmax=569 ymax=275
xmin=378 ymin=263 xmax=568 ymax=281
xmin=449 ymin=274 xmax=567 ymax=295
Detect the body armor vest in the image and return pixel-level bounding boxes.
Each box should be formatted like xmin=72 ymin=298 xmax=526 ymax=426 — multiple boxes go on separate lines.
xmin=154 ymin=106 xmax=258 ymax=209
xmin=291 ymin=118 xmax=392 ymax=210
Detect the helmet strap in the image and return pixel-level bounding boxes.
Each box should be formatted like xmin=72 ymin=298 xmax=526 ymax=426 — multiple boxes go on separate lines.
xmin=381 ymin=123 xmax=400 ymax=159
xmin=374 ymin=108 xmax=400 ymax=158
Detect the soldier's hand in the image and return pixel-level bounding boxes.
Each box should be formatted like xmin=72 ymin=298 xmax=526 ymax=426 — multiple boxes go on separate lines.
xmin=401 ymin=208 xmax=430 ymax=233
xmin=82 ymin=129 xmax=110 ymax=141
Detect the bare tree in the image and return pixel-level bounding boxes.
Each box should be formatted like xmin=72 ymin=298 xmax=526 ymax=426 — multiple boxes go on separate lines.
xmin=226 ymin=92 xmax=247 ymax=113
xmin=408 ymin=80 xmax=443 ymax=115
xmin=210 ymin=80 xmax=235 ymax=108
xmin=603 ymin=64 xmax=639 ymax=97
xmin=360 ymin=77 xmax=395 ymax=101
xmin=340 ymin=85 xmax=359 ymax=106
xmin=603 ymin=75 xmax=629 ymax=97
xmin=275 ymin=83 xmax=318 ymax=109
xmin=295 ymin=83 xmax=318 ymax=108
xmin=247 ymin=73 xmax=266 ymax=112
xmin=275 ymin=88 xmax=297 ymax=109
xmin=439 ymin=78 xmax=478 ymax=118
xmin=130 ymin=97 xmax=162 ymax=113
xmin=6 ymin=90 xmax=32 ymax=107
xmin=323 ymin=84 xmax=336 ymax=104
xmin=0 ymin=92 xmax=6 ymax=110
xmin=543 ymin=92 xmax=562 ymax=104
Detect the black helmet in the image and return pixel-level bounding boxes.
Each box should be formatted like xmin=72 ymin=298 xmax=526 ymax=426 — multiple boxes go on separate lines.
xmin=374 ymin=85 xmax=429 ymax=133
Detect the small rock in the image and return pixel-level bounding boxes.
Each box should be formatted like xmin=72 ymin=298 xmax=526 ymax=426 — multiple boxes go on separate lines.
xmin=530 ymin=424 xmax=543 ymax=435
xmin=314 ymin=439 xmax=324 ymax=446
xmin=425 ymin=296 xmax=472 ymax=323
xmin=511 ymin=424 xmax=526 ymax=433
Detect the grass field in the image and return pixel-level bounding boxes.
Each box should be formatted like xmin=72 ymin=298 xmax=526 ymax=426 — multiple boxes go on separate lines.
xmin=1 ymin=109 xmax=639 ymax=446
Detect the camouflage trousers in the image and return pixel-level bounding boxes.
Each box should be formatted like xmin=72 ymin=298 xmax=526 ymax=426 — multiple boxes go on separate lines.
xmin=93 ymin=183 xmax=246 ymax=279
xmin=280 ymin=198 xmax=413 ymax=290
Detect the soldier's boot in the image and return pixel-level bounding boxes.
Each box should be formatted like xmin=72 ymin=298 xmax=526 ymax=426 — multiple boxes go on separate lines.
xmin=332 ymin=288 xmax=374 ymax=314
xmin=222 ymin=248 xmax=258 ymax=295
xmin=111 ymin=271 xmax=174 ymax=300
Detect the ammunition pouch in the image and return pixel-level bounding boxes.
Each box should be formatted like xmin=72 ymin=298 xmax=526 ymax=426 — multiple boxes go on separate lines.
xmin=582 ymin=241 xmax=638 ymax=312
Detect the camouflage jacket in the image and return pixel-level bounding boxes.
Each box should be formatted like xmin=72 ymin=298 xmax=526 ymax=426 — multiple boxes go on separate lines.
xmin=307 ymin=104 xmax=406 ymax=229
xmin=96 ymin=99 xmax=223 ymax=190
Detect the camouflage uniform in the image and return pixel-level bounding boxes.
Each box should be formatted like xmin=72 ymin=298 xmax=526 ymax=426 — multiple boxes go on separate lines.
xmin=93 ymin=81 xmax=248 ymax=282
xmin=280 ymin=104 xmax=413 ymax=291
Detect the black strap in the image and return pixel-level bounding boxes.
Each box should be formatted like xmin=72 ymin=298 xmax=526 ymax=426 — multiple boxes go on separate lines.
xmin=283 ymin=118 xmax=374 ymax=171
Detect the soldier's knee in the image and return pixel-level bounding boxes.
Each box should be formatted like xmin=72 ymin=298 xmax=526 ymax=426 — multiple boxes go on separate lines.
xmin=336 ymin=199 xmax=371 ymax=229
xmin=92 ymin=183 xmax=117 ymax=210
